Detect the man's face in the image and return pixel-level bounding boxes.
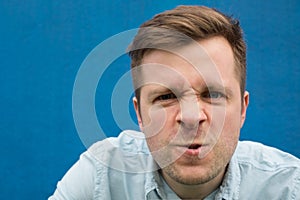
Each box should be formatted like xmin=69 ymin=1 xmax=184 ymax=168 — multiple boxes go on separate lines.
xmin=133 ymin=36 xmax=249 ymax=185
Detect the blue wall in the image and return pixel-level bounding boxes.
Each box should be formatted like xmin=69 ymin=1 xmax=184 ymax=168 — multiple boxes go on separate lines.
xmin=1 ymin=0 xmax=299 ymax=199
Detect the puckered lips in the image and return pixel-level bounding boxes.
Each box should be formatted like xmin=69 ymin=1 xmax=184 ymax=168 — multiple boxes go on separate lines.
xmin=185 ymin=143 xmax=202 ymax=156
xmin=174 ymin=143 xmax=204 ymax=157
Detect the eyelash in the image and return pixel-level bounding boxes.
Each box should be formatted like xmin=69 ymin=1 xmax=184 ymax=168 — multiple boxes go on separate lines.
xmin=201 ymin=91 xmax=226 ymax=99
xmin=155 ymin=93 xmax=177 ymax=101
xmin=153 ymin=91 xmax=226 ymax=104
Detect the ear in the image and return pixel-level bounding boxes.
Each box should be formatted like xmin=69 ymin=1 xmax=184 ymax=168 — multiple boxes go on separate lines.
xmin=133 ymin=97 xmax=143 ymax=131
xmin=240 ymin=91 xmax=249 ymax=128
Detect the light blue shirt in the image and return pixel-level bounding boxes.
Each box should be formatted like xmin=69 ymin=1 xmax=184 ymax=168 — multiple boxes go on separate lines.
xmin=49 ymin=130 xmax=300 ymax=199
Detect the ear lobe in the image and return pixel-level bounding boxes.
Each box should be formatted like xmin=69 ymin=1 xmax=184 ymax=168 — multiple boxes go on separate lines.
xmin=240 ymin=91 xmax=249 ymax=128
xmin=133 ymin=97 xmax=143 ymax=131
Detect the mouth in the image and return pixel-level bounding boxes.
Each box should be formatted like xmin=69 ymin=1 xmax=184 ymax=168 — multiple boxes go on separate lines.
xmin=175 ymin=143 xmax=203 ymax=156
xmin=188 ymin=144 xmax=201 ymax=149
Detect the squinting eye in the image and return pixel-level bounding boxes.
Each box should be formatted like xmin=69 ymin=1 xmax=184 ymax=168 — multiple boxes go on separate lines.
xmin=156 ymin=93 xmax=177 ymax=101
xmin=202 ymin=91 xmax=225 ymax=99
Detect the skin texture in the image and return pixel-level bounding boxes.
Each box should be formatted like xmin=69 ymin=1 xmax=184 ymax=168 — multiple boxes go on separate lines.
xmin=133 ymin=36 xmax=249 ymax=199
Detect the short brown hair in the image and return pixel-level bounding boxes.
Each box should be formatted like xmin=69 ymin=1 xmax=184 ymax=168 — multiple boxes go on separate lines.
xmin=128 ymin=5 xmax=246 ymax=100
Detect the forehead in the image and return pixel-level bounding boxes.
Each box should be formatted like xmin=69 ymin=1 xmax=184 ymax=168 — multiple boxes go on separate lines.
xmin=133 ymin=36 xmax=237 ymax=92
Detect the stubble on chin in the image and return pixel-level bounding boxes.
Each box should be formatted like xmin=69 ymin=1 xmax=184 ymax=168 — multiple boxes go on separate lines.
xmin=160 ymin=142 xmax=233 ymax=186
xmin=161 ymin=155 xmax=225 ymax=185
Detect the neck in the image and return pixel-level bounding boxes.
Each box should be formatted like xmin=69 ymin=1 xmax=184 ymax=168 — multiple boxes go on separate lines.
xmin=161 ymin=168 xmax=226 ymax=199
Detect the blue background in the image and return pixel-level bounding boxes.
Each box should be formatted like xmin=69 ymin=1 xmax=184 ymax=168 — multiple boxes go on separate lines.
xmin=1 ymin=0 xmax=299 ymax=199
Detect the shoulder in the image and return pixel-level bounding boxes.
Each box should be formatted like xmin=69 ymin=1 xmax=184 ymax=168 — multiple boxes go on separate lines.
xmin=85 ymin=130 xmax=157 ymax=199
xmin=236 ymin=141 xmax=300 ymax=169
xmin=89 ymin=130 xmax=149 ymax=152
xmin=87 ymin=130 xmax=150 ymax=159
xmin=49 ymin=130 xmax=156 ymax=199
xmin=86 ymin=130 xmax=154 ymax=173
xmin=235 ymin=141 xmax=300 ymax=199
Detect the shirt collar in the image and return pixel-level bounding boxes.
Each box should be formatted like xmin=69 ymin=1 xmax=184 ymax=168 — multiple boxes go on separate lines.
xmin=145 ymin=162 xmax=176 ymax=199
xmin=145 ymin=169 xmax=164 ymax=199
xmin=215 ymin=147 xmax=241 ymax=200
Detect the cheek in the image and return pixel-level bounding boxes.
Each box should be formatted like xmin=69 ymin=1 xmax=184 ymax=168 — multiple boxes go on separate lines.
xmin=205 ymin=106 xmax=227 ymax=141
xmin=142 ymin=107 xmax=178 ymax=151
xmin=219 ymin=107 xmax=242 ymax=143
xmin=206 ymin=105 xmax=241 ymax=143
xmin=210 ymin=109 xmax=241 ymax=162
xmin=141 ymin=105 xmax=169 ymax=138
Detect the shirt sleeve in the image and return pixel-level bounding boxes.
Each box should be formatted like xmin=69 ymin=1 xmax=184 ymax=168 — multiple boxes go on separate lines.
xmin=48 ymin=151 xmax=97 ymax=200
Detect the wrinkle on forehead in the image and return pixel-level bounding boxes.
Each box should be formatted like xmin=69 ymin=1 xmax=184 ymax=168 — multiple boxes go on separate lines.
xmin=131 ymin=36 xmax=237 ymax=101
xmin=132 ymin=63 xmax=191 ymax=94
xmin=132 ymin=60 xmax=224 ymax=98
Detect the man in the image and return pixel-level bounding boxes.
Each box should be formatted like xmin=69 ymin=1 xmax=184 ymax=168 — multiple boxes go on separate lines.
xmin=49 ymin=5 xmax=300 ymax=199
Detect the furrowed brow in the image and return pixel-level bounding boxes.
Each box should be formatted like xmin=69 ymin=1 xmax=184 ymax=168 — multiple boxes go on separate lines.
xmin=205 ymin=84 xmax=234 ymax=96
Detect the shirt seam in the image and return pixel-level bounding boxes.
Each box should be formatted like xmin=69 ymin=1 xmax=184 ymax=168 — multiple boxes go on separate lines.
xmin=291 ymin=168 xmax=300 ymax=200
xmin=84 ymin=149 xmax=106 ymax=199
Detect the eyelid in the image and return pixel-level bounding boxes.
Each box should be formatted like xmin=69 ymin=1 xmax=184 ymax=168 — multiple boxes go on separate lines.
xmin=201 ymin=91 xmax=226 ymax=99
xmin=155 ymin=93 xmax=177 ymax=101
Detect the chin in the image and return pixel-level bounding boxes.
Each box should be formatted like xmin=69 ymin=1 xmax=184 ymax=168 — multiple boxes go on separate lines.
xmin=168 ymin=169 xmax=215 ymax=185
xmin=163 ymin=159 xmax=224 ymax=185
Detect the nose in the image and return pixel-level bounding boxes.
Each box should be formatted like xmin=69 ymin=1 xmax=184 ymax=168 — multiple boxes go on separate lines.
xmin=176 ymin=98 xmax=207 ymax=129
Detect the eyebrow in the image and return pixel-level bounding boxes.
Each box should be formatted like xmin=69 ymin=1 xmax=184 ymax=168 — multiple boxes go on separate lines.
xmin=147 ymin=86 xmax=172 ymax=98
xmin=145 ymin=82 xmax=235 ymax=99
xmin=204 ymin=84 xmax=234 ymax=97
